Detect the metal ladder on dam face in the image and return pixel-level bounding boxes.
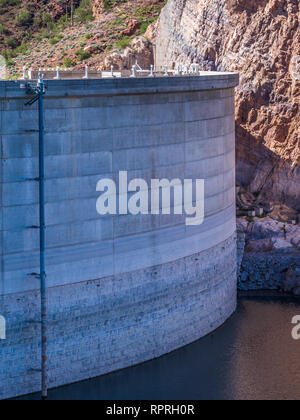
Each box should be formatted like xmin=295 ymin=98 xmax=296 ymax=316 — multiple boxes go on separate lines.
xmin=22 ymin=77 xmax=48 ymax=400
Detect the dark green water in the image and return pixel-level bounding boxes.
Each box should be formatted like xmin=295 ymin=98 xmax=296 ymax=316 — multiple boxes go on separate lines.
xmin=21 ymin=297 xmax=300 ymax=400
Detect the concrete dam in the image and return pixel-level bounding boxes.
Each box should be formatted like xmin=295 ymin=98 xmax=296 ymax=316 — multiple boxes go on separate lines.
xmin=0 ymin=72 xmax=239 ymax=399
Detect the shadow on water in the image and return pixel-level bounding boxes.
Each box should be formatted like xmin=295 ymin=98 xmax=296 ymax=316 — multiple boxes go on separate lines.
xmin=19 ymin=296 xmax=300 ymax=400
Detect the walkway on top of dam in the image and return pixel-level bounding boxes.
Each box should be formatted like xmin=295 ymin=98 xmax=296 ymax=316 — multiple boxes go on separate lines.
xmin=17 ymin=65 xmax=238 ymax=81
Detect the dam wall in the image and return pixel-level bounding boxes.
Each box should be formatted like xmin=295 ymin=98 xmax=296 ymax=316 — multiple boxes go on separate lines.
xmin=0 ymin=73 xmax=239 ymax=399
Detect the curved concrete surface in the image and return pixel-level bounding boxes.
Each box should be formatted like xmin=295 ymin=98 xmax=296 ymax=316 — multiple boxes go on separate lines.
xmin=0 ymin=73 xmax=239 ymax=399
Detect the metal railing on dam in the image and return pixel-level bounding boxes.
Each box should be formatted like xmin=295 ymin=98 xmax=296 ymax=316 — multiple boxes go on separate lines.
xmin=0 ymin=72 xmax=239 ymax=399
xmin=20 ymin=64 xmax=217 ymax=81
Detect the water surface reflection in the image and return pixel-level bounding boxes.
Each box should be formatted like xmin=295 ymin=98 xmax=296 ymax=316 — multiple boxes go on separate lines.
xmin=21 ymin=297 xmax=300 ymax=400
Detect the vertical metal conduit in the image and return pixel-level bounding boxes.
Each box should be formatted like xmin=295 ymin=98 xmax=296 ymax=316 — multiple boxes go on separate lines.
xmin=38 ymin=78 xmax=48 ymax=400
xmin=24 ymin=77 xmax=47 ymax=399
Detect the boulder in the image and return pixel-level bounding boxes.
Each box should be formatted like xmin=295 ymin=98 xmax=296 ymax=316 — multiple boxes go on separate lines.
xmin=272 ymin=238 xmax=293 ymax=250
xmin=237 ymin=219 xmax=248 ymax=233
xmin=103 ymin=36 xmax=154 ymax=70
xmin=245 ymin=239 xmax=273 ymax=252
xmin=284 ymin=267 xmax=300 ymax=294
xmin=291 ymin=234 xmax=300 ymax=248
xmin=122 ymin=19 xmax=140 ymax=36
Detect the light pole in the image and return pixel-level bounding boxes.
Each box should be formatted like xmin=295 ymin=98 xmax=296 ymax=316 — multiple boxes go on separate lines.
xmin=25 ymin=76 xmax=48 ymax=400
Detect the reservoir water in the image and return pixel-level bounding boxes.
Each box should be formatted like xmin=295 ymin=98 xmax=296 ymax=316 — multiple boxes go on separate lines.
xmin=21 ymin=296 xmax=300 ymax=400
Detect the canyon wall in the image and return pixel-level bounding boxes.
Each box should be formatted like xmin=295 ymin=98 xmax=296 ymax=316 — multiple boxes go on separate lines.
xmin=155 ymin=0 xmax=300 ymax=211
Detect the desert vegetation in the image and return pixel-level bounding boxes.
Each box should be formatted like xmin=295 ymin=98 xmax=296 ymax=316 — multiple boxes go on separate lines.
xmin=0 ymin=0 xmax=166 ymax=76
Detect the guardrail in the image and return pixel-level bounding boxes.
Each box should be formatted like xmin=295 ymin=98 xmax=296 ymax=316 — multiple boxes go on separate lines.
xmin=21 ymin=63 xmax=204 ymax=80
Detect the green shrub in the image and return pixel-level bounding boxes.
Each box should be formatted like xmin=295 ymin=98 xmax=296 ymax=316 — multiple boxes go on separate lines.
xmin=103 ymin=0 xmax=112 ymax=10
xmin=63 ymin=57 xmax=75 ymax=68
xmin=15 ymin=9 xmax=32 ymax=27
xmin=57 ymin=14 xmax=68 ymax=27
xmin=75 ymin=48 xmax=90 ymax=61
xmin=15 ymin=41 xmax=28 ymax=54
xmin=0 ymin=24 xmax=9 ymax=35
xmin=103 ymin=0 xmax=125 ymax=11
xmin=5 ymin=36 xmax=18 ymax=48
xmin=6 ymin=58 xmax=14 ymax=67
xmin=75 ymin=0 xmax=94 ymax=23
xmin=40 ymin=29 xmax=51 ymax=39
xmin=41 ymin=12 xmax=52 ymax=26
xmin=0 ymin=0 xmax=21 ymax=7
xmin=114 ymin=37 xmax=131 ymax=50
xmin=49 ymin=38 xmax=59 ymax=45
xmin=139 ymin=22 xmax=150 ymax=34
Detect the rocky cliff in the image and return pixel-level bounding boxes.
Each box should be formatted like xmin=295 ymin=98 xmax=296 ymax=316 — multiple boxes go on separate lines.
xmin=2 ymin=0 xmax=164 ymax=74
xmin=155 ymin=0 xmax=300 ymax=212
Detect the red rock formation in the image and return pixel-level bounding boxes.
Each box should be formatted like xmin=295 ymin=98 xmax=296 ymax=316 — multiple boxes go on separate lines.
xmin=155 ymin=0 xmax=300 ymax=210
xmin=45 ymin=0 xmax=80 ymax=20
xmin=122 ymin=19 xmax=141 ymax=36
xmin=102 ymin=36 xmax=154 ymax=70
xmin=92 ymin=0 xmax=105 ymax=20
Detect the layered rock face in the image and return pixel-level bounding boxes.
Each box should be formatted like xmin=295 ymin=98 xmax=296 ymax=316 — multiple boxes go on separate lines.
xmin=155 ymin=0 xmax=300 ymax=211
